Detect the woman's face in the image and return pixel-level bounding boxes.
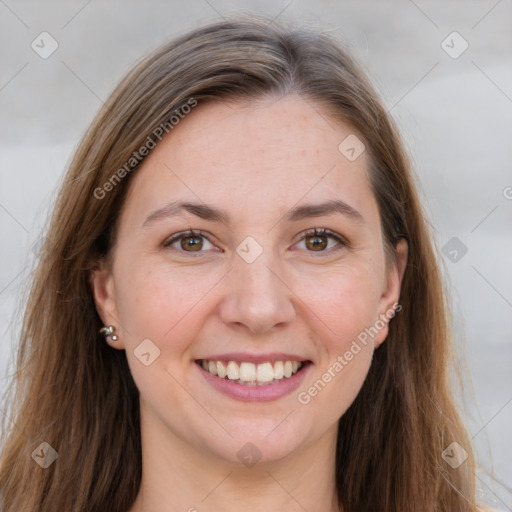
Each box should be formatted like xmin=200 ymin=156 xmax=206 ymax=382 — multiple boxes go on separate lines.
xmin=92 ymin=94 xmax=406 ymax=466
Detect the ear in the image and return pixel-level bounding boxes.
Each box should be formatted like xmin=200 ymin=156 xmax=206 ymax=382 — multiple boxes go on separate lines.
xmin=374 ymin=238 xmax=408 ymax=346
xmin=89 ymin=262 xmax=125 ymax=349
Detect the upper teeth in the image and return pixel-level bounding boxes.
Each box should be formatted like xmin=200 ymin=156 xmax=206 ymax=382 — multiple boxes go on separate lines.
xmin=200 ymin=360 xmax=304 ymax=385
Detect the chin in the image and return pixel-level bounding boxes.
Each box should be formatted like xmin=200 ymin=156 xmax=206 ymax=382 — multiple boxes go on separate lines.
xmin=199 ymin=416 xmax=313 ymax=466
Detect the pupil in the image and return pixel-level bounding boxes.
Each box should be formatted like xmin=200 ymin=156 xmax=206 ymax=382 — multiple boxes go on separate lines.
xmin=308 ymin=236 xmax=327 ymax=250
xmin=183 ymin=236 xmax=202 ymax=251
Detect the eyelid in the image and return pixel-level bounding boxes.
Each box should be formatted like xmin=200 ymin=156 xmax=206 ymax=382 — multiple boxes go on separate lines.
xmin=161 ymin=228 xmax=348 ymax=255
xmin=300 ymin=227 xmax=346 ymax=242
xmin=293 ymin=228 xmax=348 ymax=254
xmin=161 ymin=229 xmax=218 ymax=256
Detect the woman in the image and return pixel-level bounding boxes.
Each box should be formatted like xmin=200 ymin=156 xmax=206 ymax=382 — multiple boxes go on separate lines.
xmin=0 ymin=15 xmax=490 ymax=511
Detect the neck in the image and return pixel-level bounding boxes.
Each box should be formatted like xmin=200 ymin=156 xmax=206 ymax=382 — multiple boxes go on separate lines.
xmin=128 ymin=404 xmax=340 ymax=512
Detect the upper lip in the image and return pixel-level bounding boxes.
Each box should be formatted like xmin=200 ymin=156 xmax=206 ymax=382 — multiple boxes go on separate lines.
xmin=196 ymin=353 xmax=310 ymax=364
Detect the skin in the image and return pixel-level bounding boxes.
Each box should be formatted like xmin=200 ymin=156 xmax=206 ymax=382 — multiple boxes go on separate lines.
xmin=91 ymin=94 xmax=408 ymax=512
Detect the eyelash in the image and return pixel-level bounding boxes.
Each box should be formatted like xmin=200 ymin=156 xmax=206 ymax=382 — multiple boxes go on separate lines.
xmin=161 ymin=228 xmax=348 ymax=257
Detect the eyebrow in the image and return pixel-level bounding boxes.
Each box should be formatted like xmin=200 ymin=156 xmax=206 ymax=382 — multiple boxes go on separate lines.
xmin=143 ymin=201 xmax=230 ymax=227
xmin=142 ymin=199 xmax=364 ymax=228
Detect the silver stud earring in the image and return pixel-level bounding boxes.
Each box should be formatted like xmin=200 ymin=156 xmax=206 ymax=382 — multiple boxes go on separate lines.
xmin=99 ymin=325 xmax=118 ymax=341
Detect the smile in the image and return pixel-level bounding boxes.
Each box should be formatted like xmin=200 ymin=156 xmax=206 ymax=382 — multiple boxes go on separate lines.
xmin=197 ymin=359 xmax=306 ymax=386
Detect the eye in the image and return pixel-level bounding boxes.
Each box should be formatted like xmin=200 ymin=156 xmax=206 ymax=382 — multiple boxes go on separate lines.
xmin=162 ymin=229 xmax=216 ymax=254
xmin=294 ymin=228 xmax=347 ymax=254
xmin=162 ymin=228 xmax=347 ymax=257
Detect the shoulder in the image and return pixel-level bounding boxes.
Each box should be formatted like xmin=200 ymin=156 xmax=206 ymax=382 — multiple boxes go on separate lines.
xmin=478 ymin=506 xmax=503 ymax=512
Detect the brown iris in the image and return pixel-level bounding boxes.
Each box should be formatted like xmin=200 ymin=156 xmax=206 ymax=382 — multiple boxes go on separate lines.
xmin=181 ymin=235 xmax=203 ymax=251
xmin=305 ymin=234 xmax=328 ymax=251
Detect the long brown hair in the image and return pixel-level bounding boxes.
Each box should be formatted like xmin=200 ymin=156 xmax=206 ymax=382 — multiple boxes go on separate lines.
xmin=0 ymin=15 xmax=477 ymax=511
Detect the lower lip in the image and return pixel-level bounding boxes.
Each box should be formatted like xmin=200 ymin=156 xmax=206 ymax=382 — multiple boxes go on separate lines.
xmin=196 ymin=362 xmax=312 ymax=402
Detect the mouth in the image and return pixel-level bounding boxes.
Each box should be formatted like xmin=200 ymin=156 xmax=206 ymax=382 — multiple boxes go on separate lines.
xmin=195 ymin=358 xmax=312 ymax=402
xmin=196 ymin=359 xmax=309 ymax=386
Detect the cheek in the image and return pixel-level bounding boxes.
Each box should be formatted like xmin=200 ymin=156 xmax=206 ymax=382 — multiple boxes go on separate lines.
xmin=323 ymin=343 xmax=374 ymax=423
xmin=300 ymin=262 xmax=384 ymax=348
xmin=114 ymin=256 xmax=220 ymax=357
xmin=293 ymin=266 xmax=381 ymax=416
xmin=113 ymin=258 xmax=223 ymax=410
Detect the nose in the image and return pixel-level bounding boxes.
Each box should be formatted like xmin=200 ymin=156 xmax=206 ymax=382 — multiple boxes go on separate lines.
xmin=218 ymin=249 xmax=296 ymax=334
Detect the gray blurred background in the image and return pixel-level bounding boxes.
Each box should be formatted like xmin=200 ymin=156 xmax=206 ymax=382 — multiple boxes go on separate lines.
xmin=1 ymin=0 xmax=511 ymax=509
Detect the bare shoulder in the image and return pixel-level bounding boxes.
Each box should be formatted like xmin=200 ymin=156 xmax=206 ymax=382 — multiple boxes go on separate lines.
xmin=478 ymin=506 xmax=503 ymax=512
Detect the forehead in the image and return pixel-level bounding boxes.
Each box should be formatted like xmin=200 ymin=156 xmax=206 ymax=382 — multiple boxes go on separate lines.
xmin=121 ymin=94 xmax=378 ymax=228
